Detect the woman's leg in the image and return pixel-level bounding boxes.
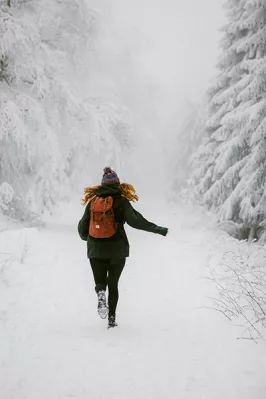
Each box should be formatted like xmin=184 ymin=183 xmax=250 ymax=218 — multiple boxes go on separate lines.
xmin=89 ymin=258 xmax=108 ymax=293
xmin=89 ymin=258 xmax=109 ymax=319
xmin=107 ymin=258 xmax=126 ymax=317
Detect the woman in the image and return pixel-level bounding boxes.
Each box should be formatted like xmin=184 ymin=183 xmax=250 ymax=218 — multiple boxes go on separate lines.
xmin=78 ymin=167 xmax=168 ymax=328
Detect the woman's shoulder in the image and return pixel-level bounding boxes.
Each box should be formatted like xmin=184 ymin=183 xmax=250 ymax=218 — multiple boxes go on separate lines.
xmin=114 ymin=195 xmax=127 ymax=204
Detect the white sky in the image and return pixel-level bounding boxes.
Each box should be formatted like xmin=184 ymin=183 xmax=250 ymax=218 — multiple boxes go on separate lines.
xmin=85 ymin=0 xmax=226 ymax=192
xmin=105 ymin=0 xmax=226 ymax=103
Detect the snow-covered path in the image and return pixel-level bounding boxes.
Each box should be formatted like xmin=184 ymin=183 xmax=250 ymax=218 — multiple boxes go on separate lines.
xmin=1 ymin=201 xmax=266 ymax=399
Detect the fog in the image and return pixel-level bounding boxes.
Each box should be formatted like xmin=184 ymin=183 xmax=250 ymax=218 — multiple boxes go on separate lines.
xmin=93 ymin=0 xmax=225 ymax=100
xmin=112 ymin=0 xmax=225 ymax=100
xmin=85 ymin=0 xmax=225 ymax=193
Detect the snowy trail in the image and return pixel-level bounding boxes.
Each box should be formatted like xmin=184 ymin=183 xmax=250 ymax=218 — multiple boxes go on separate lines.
xmin=1 ymin=201 xmax=266 ymax=399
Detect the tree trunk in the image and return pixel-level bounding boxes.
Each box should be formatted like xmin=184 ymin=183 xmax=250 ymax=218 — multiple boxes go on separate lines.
xmin=248 ymin=226 xmax=256 ymax=243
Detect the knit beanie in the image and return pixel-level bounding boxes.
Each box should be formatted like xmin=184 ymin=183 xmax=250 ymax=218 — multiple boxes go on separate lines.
xmin=101 ymin=167 xmax=120 ymax=185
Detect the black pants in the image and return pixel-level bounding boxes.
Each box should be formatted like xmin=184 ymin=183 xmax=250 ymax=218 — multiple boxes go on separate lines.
xmin=89 ymin=258 xmax=126 ymax=316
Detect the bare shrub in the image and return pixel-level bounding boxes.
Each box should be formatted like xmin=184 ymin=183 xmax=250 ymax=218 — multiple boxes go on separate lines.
xmin=208 ymin=248 xmax=266 ymax=341
xmin=0 ymin=253 xmax=14 ymax=284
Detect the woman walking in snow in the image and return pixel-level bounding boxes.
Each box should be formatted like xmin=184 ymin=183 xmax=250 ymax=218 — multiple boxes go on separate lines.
xmin=78 ymin=167 xmax=168 ymax=328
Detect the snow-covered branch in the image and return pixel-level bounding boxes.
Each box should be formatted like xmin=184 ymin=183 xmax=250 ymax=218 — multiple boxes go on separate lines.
xmin=209 ymin=249 xmax=266 ymax=341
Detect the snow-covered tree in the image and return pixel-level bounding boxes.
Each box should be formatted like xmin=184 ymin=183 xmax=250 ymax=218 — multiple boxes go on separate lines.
xmin=191 ymin=0 xmax=266 ymax=242
xmin=0 ymin=0 xmax=132 ymax=219
xmin=170 ymin=101 xmax=207 ymax=193
xmin=0 ymin=2 xmax=64 ymax=219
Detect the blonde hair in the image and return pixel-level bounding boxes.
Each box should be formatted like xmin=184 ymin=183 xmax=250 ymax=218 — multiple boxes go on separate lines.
xmin=82 ymin=183 xmax=139 ymax=205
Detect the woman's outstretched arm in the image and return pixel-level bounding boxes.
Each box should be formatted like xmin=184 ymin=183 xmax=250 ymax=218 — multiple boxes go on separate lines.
xmin=124 ymin=200 xmax=168 ymax=236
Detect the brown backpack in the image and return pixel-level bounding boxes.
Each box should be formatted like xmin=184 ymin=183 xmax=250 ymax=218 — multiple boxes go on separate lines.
xmin=89 ymin=196 xmax=118 ymax=239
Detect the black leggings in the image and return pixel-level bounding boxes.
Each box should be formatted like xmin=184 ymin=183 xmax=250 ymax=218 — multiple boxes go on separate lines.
xmin=89 ymin=258 xmax=126 ymax=316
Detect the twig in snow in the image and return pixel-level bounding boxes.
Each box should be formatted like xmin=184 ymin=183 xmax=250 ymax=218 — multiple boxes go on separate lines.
xmin=207 ymin=249 xmax=266 ymax=341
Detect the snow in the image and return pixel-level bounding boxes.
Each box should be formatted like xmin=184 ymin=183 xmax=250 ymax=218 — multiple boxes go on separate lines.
xmin=0 ymin=200 xmax=266 ymax=399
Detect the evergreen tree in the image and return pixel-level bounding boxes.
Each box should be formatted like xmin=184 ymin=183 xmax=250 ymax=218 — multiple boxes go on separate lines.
xmin=0 ymin=0 xmax=131 ymax=219
xmin=0 ymin=2 xmax=63 ymax=219
xmin=191 ymin=0 xmax=266 ymax=242
xmin=171 ymin=101 xmax=207 ymax=193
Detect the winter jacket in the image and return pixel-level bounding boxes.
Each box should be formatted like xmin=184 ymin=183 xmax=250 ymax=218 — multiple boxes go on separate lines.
xmin=77 ymin=184 xmax=168 ymax=258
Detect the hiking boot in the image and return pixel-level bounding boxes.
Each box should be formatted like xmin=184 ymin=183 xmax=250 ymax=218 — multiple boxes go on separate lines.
xmin=108 ymin=314 xmax=118 ymax=328
xmin=97 ymin=290 xmax=108 ymax=319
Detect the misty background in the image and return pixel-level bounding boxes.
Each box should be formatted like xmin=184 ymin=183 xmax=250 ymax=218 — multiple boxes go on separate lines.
xmin=0 ymin=0 xmax=226 ymax=218
xmin=83 ymin=0 xmax=225 ymax=193
xmin=2 ymin=0 xmax=265 ymax=243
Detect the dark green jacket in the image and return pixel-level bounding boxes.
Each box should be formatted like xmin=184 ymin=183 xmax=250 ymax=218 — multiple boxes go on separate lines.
xmin=78 ymin=184 xmax=168 ymax=258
